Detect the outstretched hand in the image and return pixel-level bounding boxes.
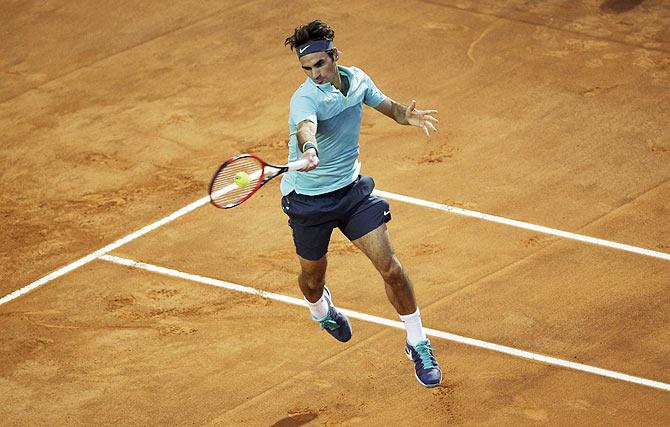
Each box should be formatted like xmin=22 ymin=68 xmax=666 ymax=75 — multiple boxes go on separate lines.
xmin=405 ymin=100 xmax=439 ymax=137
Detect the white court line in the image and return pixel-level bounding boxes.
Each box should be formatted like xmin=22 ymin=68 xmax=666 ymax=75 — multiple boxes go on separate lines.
xmin=2 ymin=186 xmax=667 ymax=307
xmin=374 ymin=190 xmax=670 ymax=261
xmin=0 ymin=180 xmax=250 ymax=307
xmin=0 ymin=196 xmax=205 ymax=307
xmin=99 ymin=254 xmax=670 ymax=392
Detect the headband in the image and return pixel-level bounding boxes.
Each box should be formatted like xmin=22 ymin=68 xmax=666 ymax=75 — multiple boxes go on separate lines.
xmin=296 ymin=39 xmax=334 ymax=58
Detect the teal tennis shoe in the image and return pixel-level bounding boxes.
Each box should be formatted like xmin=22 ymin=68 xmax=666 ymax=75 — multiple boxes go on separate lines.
xmin=405 ymin=339 xmax=442 ymax=387
xmin=312 ymin=287 xmax=352 ymax=342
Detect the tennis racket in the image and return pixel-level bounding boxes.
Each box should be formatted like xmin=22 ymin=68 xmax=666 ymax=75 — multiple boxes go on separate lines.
xmin=209 ymin=154 xmax=309 ymax=209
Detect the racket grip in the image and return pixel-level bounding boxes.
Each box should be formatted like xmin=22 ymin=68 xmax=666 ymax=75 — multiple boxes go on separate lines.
xmin=287 ymin=158 xmax=310 ymax=171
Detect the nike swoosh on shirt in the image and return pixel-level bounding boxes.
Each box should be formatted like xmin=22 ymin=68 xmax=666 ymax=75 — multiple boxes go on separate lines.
xmin=384 ymin=211 xmax=390 ymax=216
xmin=299 ymin=45 xmax=310 ymax=54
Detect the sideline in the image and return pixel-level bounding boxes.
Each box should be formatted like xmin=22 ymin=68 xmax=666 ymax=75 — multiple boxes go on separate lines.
xmin=99 ymin=254 xmax=670 ymax=392
xmin=374 ymin=190 xmax=670 ymax=261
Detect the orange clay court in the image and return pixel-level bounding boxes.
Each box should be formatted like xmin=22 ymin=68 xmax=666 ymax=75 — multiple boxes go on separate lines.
xmin=1 ymin=1 xmax=669 ymax=425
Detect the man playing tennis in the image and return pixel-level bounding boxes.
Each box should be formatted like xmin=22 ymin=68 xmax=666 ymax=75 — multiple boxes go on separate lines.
xmin=281 ymin=20 xmax=442 ymax=387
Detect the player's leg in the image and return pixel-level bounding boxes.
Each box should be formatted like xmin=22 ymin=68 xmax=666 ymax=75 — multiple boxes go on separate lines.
xmin=283 ymin=189 xmax=352 ymax=343
xmin=298 ymin=255 xmax=327 ymax=304
xmin=297 ymin=253 xmax=352 ymax=342
xmin=351 ymin=224 xmax=442 ymax=387
xmin=282 ymin=190 xmax=353 ymax=343
xmin=350 ymin=224 xmax=417 ymax=315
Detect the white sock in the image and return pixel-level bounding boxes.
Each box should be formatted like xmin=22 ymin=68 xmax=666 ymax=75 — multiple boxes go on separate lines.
xmin=399 ymin=308 xmax=427 ymax=346
xmin=306 ymin=292 xmax=329 ymax=320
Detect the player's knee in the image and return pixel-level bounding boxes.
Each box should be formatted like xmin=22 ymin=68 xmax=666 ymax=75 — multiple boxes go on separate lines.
xmin=380 ymin=258 xmax=405 ymax=285
xmin=299 ymin=269 xmax=326 ymax=290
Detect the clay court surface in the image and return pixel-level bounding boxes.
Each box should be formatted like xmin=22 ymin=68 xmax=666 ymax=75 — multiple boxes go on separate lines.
xmin=1 ymin=0 xmax=669 ymax=424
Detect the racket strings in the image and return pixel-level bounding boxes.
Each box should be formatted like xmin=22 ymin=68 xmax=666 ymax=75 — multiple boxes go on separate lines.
xmin=210 ymin=157 xmax=263 ymax=208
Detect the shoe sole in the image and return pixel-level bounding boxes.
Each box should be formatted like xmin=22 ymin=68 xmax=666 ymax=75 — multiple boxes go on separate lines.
xmin=405 ymin=348 xmax=443 ymax=388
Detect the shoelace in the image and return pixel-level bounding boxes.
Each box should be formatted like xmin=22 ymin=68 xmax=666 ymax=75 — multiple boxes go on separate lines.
xmin=414 ymin=341 xmax=437 ymax=370
xmin=319 ymin=317 xmax=338 ymax=330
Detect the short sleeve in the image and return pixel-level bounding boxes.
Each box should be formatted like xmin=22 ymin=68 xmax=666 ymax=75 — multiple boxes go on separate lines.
xmin=290 ymin=93 xmax=317 ymax=125
xmin=363 ymin=74 xmax=387 ymax=107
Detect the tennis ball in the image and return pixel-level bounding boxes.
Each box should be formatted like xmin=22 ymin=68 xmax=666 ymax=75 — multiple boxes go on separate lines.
xmin=234 ymin=171 xmax=250 ymax=188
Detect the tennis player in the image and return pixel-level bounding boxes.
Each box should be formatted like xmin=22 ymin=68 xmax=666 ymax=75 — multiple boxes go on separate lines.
xmin=281 ymin=20 xmax=442 ymax=387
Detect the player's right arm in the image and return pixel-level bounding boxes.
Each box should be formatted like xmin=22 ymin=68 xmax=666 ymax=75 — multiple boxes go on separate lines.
xmin=296 ymin=120 xmax=319 ymax=171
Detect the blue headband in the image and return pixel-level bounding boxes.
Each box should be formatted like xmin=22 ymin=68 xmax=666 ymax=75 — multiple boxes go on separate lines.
xmin=296 ymin=39 xmax=334 ymax=57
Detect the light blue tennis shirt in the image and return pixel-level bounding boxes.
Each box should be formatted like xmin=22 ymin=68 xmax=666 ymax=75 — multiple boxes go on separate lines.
xmin=280 ymin=65 xmax=387 ymax=196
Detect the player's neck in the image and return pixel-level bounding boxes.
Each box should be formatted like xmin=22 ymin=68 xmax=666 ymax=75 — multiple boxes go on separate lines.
xmin=332 ymin=70 xmax=342 ymax=90
xmin=332 ymin=71 xmax=349 ymax=96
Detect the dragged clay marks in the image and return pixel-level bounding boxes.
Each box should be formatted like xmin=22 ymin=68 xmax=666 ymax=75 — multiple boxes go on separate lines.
xmin=0 ymin=309 xmax=78 ymax=378
xmin=631 ymin=49 xmax=670 ymax=87
xmin=647 ymin=137 xmax=670 ymax=154
xmin=240 ymin=138 xmax=288 ymax=156
xmin=253 ymin=247 xmax=301 ymax=274
xmin=328 ymin=239 xmax=360 ymax=255
xmin=411 ymin=242 xmax=444 ymax=257
xmin=358 ymin=121 xmax=376 ymax=137
xmin=578 ymin=84 xmax=622 ymax=97
xmin=104 ymin=285 xmax=269 ymax=336
xmin=104 ymin=294 xmax=204 ymax=337
xmin=517 ymin=235 xmax=557 ymax=249
xmin=649 ymin=143 xmax=670 ymax=153
xmin=67 ymin=150 xmax=134 ymax=171
xmin=401 ymin=139 xmax=462 ymax=165
xmin=0 ymin=329 xmax=55 ymax=378
xmin=429 ymin=379 xmax=460 ymax=421
xmin=0 ymin=337 xmax=57 ymax=381
xmin=419 ymin=144 xmax=463 ymax=165
xmin=238 ymin=134 xmax=291 ymax=160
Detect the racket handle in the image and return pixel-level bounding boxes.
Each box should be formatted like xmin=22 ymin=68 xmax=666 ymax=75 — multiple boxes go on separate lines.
xmin=287 ymin=158 xmax=310 ymax=171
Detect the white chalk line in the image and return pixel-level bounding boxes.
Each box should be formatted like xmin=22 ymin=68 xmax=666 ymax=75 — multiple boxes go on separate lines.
xmin=374 ymin=190 xmax=670 ymax=261
xmin=2 ymin=187 xmax=667 ymax=308
xmin=99 ymin=254 xmax=670 ymax=392
xmin=0 ymin=194 xmax=206 ymax=307
xmin=0 ymin=181 xmax=250 ymax=307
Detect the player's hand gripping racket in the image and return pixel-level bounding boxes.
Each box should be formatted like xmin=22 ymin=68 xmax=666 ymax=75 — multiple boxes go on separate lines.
xmin=209 ymin=154 xmax=309 ymax=209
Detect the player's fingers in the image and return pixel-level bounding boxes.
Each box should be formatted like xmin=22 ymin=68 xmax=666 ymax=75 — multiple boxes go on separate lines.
xmin=426 ymin=121 xmax=438 ymax=132
xmin=424 ymin=115 xmax=439 ymax=123
xmin=422 ymin=109 xmax=438 ymax=114
xmin=423 ymin=124 xmax=430 ymax=137
xmin=409 ymin=100 xmax=417 ymax=112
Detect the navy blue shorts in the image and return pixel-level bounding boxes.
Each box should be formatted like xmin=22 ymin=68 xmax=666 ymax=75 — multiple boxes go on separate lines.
xmin=281 ymin=175 xmax=391 ymax=261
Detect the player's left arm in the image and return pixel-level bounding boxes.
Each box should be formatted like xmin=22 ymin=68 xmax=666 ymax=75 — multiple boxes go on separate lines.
xmin=374 ymin=98 xmax=438 ymax=137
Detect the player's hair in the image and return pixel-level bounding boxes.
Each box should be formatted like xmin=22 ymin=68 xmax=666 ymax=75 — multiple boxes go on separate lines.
xmin=285 ymin=20 xmax=336 ymax=59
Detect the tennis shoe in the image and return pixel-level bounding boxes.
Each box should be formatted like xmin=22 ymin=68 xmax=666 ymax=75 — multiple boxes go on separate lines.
xmin=312 ymin=287 xmax=352 ymax=342
xmin=405 ymin=339 xmax=442 ymax=388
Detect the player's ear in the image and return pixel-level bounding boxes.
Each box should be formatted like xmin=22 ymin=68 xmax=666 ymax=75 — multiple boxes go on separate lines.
xmin=333 ymin=48 xmax=340 ymax=61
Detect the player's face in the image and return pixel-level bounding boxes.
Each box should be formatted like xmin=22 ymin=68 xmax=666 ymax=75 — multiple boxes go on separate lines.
xmin=299 ymin=51 xmax=338 ymax=85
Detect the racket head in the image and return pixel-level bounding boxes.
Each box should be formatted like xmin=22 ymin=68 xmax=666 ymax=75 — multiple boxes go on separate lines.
xmin=209 ymin=154 xmax=266 ymax=209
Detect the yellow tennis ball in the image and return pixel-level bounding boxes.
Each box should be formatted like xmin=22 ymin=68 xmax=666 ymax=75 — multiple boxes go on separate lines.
xmin=234 ymin=171 xmax=250 ymax=188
